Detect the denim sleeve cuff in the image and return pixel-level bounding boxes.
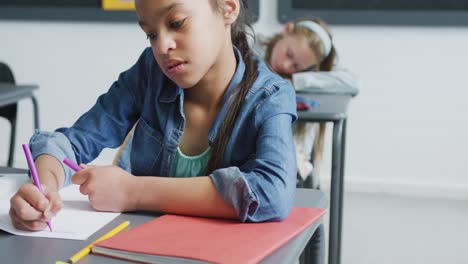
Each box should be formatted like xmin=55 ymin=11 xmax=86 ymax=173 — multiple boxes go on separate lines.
xmin=209 ymin=166 xmax=259 ymax=222
xmin=29 ymin=129 xmax=77 ymax=187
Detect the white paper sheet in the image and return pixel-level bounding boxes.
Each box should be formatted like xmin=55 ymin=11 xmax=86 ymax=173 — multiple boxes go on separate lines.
xmin=0 ymin=173 xmax=120 ymax=240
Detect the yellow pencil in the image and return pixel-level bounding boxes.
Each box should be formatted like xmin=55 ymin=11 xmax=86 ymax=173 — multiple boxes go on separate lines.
xmin=67 ymin=221 xmax=130 ymax=264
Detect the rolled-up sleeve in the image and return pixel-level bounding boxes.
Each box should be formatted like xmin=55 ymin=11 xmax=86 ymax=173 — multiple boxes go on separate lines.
xmin=210 ymin=82 xmax=297 ymax=222
xmin=29 ymin=130 xmax=77 ymax=186
xmin=209 ymin=167 xmax=259 ymax=221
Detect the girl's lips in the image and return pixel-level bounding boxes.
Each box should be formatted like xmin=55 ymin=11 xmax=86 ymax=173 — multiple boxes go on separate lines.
xmin=166 ymin=61 xmax=186 ymax=76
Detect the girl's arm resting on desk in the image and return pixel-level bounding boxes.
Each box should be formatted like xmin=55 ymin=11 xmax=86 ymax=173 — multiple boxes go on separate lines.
xmin=133 ymin=176 xmax=238 ymax=219
xmin=292 ymin=66 xmax=360 ymax=95
xmin=70 ymin=166 xmax=237 ymax=218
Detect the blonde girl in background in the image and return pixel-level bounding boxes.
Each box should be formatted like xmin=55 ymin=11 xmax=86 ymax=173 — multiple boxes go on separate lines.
xmin=255 ymin=17 xmax=359 ymax=187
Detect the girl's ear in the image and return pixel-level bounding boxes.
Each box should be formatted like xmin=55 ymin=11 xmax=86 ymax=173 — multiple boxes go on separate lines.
xmin=222 ymin=0 xmax=240 ymax=25
xmin=282 ymin=22 xmax=294 ymax=35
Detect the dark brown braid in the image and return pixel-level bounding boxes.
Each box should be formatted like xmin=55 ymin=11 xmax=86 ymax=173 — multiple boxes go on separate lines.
xmin=206 ymin=0 xmax=259 ymax=174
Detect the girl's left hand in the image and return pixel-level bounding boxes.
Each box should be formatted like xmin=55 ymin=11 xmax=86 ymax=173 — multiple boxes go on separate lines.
xmin=71 ymin=165 xmax=139 ymax=212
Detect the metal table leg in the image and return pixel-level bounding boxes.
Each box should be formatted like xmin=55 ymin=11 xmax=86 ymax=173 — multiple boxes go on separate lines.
xmin=7 ymin=109 xmax=17 ymax=167
xmin=301 ymin=224 xmax=325 ymax=264
xmin=336 ymin=119 xmax=347 ymax=264
xmin=328 ymin=119 xmax=344 ymax=264
xmin=31 ymin=95 xmax=39 ymax=129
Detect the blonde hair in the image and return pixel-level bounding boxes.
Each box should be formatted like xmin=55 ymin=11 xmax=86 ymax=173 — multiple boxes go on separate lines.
xmin=264 ymin=17 xmax=336 ymax=76
xmin=263 ymin=17 xmax=337 ymax=166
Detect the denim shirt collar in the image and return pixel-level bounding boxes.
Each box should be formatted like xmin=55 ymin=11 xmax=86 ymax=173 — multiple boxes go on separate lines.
xmin=159 ymin=47 xmax=246 ymax=145
xmin=159 ymin=77 xmax=182 ymax=103
xmin=208 ymin=47 xmax=245 ymax=144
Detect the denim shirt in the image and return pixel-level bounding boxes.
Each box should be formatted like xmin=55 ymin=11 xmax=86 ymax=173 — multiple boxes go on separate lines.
xmin=29 ymin=47 xmax=298 ymax=222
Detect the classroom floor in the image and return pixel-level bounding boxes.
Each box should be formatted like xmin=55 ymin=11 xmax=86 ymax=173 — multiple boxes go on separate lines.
xmin=320 ymin=189 xmax=468 ymax=264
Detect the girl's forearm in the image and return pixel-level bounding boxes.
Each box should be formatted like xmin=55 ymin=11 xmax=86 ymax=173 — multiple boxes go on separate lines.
xmin=35 ymin=154 xmax=66 ymax=191
xmin=132 ymin=176 xmax=238 ymax=219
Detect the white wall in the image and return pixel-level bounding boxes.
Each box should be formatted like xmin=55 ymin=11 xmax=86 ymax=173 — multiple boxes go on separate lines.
xmin=0 ymin=21 xmax=147 ymax=167
xmin=1 ymin=0 xmax=467 ymax=199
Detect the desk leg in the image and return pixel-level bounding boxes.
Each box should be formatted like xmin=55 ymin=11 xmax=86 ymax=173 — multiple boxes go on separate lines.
xmin=337 ymin=119 xmax=347 ymax=263
xmin=301 ymin=224 xmax=325 ymax=264
xmin=328 ymin=119 xmax=343 ymax=264
xmin=7 ymin=109 xmax=17 ymax=167
xmin=31 ymin=95 xmax=39 ymax=129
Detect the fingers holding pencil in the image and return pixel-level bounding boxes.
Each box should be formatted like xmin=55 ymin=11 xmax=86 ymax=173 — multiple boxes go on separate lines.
xmin=9 ymin=183 xmax=63 ymax=231
xmin=44 ymin=187 xmax=64 ymax=218
xmin=21 ymin=143 xmax=53 ymax=231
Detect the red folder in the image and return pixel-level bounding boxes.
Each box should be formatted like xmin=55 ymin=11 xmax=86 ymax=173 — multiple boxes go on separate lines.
xmin=93 ymin=207 xmax=325 ymax=264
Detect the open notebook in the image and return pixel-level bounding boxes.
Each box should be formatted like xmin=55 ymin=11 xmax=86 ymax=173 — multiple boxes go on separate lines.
xmin=93 ymin=207 xmax=325 ymax=264
xmin=0 ymin=173 xmax=119 ymax=240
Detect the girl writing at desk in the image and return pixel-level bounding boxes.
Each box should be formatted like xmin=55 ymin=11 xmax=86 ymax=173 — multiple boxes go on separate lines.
xmin=9 ymin=0 xmax=298 ymax=231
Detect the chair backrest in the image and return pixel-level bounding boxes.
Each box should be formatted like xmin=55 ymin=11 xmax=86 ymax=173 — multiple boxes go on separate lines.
xmin=0 ymin=61 xmax=18 ymax=121
xmin=0 ymin=62 xmax=16 ymax=84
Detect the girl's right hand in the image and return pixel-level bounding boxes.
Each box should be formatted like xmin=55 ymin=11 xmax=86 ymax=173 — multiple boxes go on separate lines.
xmin=9 ymin=183 xmax=63 ymax=231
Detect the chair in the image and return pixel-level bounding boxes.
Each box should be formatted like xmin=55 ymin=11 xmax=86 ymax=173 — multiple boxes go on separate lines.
xmin=0 ymin=62 xmax=18 ymax=167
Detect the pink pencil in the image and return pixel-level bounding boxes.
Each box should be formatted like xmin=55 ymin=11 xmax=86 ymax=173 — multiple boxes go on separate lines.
xmin=63 ymin=158 xmax=82 ymax=172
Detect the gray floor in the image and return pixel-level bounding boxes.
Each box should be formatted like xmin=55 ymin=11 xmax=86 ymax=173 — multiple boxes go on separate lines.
xmin=323 ymin=191 xmax=468 ymax=264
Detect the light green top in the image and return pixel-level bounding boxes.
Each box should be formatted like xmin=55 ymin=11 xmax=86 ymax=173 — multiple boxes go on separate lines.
xmin=170 ymin=146 xmax=212 ymax=177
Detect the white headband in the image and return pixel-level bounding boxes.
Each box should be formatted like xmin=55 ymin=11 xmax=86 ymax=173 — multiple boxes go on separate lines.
xmin=295 ymin=21 xmax=332 ymax=58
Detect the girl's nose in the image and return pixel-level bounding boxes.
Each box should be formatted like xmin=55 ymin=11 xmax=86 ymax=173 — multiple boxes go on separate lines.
xmin=155 ymin=33 xmax=176 ymax=55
